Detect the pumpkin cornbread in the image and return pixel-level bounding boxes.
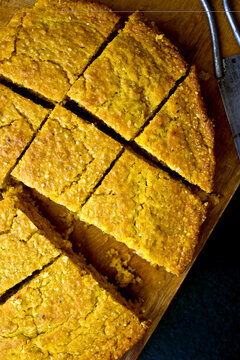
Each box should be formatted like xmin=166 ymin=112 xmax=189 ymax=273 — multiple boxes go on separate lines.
xmin=0 ymin=83 xmax=48 ymax=188
xmin=0 ymin=254 xmax=148 ymax=359
xmin=12 ymin=105 xmax=122 ymax=212
xmin=80 ymin=150 xmax=207 ymax=275
xmin=68 ymin=12 xmax=188 ymax=140
xmin=0 ymin=194 xmax=71 ymax=297
xmin=0 ymin=0 xmax=119 ymax=102
xmin=135 ymin=67 xmax=215 ymax=193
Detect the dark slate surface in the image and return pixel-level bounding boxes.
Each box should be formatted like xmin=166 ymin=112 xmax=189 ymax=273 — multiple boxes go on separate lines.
xmin=139 ymin=186 xmax=240 ymax=360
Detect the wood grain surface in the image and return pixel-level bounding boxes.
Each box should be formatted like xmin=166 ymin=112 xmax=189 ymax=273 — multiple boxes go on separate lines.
xmin=0 ymin=0 xmax=240 ymax=359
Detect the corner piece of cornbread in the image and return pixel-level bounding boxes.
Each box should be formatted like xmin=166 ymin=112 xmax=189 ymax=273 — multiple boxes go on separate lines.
xmin=0 ymin=254 xmax=148 ymax=359
xmin=68 ymin=12 xmax=188 ymax=140
xmin=80 ymin=150 xmax=207 ymax=275
xmin=135 ymin=66 xmax=215 ymax=193
xmin=0 ymin=193 xmax=71 ymax=297
xmin=0 ymin=83 xmax=48 ymax=188
xmin=0 ymin=0 xmax=119 ymax=102
xmin=12 ymin=105 xmax=122 ymax=212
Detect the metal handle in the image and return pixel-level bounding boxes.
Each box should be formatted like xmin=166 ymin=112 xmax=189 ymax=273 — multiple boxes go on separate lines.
xmin=223 ymin=0 xmax=240 ymax=47
xmin=200 ymin=0 xmax=223 ymax=78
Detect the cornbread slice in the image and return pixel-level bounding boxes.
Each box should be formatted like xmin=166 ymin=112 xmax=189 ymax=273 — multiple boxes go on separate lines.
xmin=68 ymin=12 xmax=187 ymax=140
xmin=12 ymin=105 xmax=122 ymax=212
xmin=80 ymin=150 xmax=207 ymax=275
xmin=0 ymin=0 xmax=119 ymax=102
xmin=0 ymin=254 xmax=148 ymax=359
xmin=0 ymin=194 xmax=71 ymax=297
xmin=0 ymin=83 xmax=48 ymax=187
xmin=136 ymin=67 xmax=215 ymax=192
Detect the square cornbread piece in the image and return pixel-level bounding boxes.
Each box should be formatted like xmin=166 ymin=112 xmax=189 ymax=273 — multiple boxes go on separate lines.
xmin=0 ymin=194 xmax=71 ymax=297
xmin=80 ymin=150 xmax=207 ymax=275
xmin=0 ymin=0 xmax=119 ymax=102
xmin=0 ymin=83 xmax=48 ymax=187
xmin=0 ymin=254 xmax=148 ymax=359
xmin=68 ymin=12 xmax=187 ymax=140
xmin=135 ymin=67 xmax=215 ymax=193
xmin=12 ymin=105 xmax=122 ymax=212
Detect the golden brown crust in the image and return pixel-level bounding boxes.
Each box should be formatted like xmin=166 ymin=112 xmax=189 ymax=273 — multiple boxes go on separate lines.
xmin=0 ymin=83 xmax=48 ymax=188
xmin=12 ymin=105 xmax=122 ymax=212
xmin=0 ymin=254 xmax=148 ymax=359
xmin=136 ymin=66 xmax=215 ymax=193
xmin=0 ymin=4 xmax=217 ymax=357
xmin=0 ymin=0 xmax=119 ymax=102
xmin=68 ymin=12 xmax=187 ymax=140
xmin=0 ymin=192 xmax=71 ymax=297
xmin=80 ymin=149 xmax=207 ymax=275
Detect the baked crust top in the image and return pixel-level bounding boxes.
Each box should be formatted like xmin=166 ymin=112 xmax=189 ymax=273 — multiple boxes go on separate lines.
xmin=80 ymin=149 xmax=207 ymax=275
xmin=0 ymin=195 xmax=65 ymax=297
xmin=0 ymin=254 xmax=147 ymax=359
xmin=136 ymin=67 xmax=215 ymax=192
xmin=0 ymin=83 xmax=48 ymax=187
xmin=68 ymin=12 xmax=188 ymax=140
xmin=12 ymin=105 xmax=122 ymax=212
xmin=0 ymin=0 xmax=119 ymax=102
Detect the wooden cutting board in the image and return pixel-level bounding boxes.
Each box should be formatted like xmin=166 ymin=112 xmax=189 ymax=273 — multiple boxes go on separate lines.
xmin=0 ymin=0 xmax=240 ymax=359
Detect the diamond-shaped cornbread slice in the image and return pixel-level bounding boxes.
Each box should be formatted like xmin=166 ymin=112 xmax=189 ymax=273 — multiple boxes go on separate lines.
xmin=135 ymin=67 xmax=215 ymax=193
xmin=80 ymin=150 xmax=207 ymax=275
xmin=0 ymin=194 xmax=71 ymax=297
xmin=68 ymin=12 xmax=188 ymax=140
xmin=0 ymin=254 xmax=148 ymax=359
xmin=0 ymin=0 xmax=119 ymax=102
xmin=12 ymin=105 xmax=122 ymax=212
xmin=0 ymin=83 xmax=48 ymax=187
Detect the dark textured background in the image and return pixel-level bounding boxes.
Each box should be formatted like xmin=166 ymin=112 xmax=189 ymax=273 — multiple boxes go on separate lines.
xmin=139 ymin=186 xmax=240 ymax=360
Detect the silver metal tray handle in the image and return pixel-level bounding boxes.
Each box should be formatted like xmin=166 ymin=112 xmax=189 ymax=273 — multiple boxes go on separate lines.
xmin=200 ymin=0 xmax=223 ymax=78
xmin=223 ymin=0 xmax=240 ymax=47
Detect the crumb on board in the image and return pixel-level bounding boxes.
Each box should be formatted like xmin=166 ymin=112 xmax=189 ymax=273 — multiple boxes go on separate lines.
xmin=107 ymin=248 xmax=142 ymax=288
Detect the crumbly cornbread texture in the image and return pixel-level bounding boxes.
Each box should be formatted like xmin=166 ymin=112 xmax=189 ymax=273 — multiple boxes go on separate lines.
xmin=0 ymin=254 xmax=147 ymax=359
xmin=80 ymin=150 xmax=207 ymax=275
xmin=12 ymin=105 xmax=122 ymax=212
xmin=0 ymin=195 xmax=70 ymax=297
xmin=136 ymin=67 xmax=215 ymax=192
xmin=68 ymin=12 xmax=187 ymax=140
xmin=0 ymin=83 xmax=48 ymax=187
xmin=0 ymin=0 xmax=119 ymax=102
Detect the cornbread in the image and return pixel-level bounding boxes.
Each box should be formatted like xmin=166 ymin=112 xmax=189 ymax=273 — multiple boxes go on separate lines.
xmin=0 ymin=0 xmax=119 ymax=102
xmin=0 ymin=194 xmax=70 ymax=297
xmin=12 ymin=105 xmax=122 ymax=212
xmin=107 ymin=249 xmax=142 ymax=288
xmin=0 ymin=2 xmax=216 ymax=356
xmin=0 ymin=254 xmax=148 ymax=359
xmin=68 ymin=12 xmax=188 ymax=140
xmin=80 ymin=150 xmax=207 ymax=275
xmin=136 ymin=67 xmax=215 ymax=192
xmin=0 ymin=83 xmax=48 ymax=187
